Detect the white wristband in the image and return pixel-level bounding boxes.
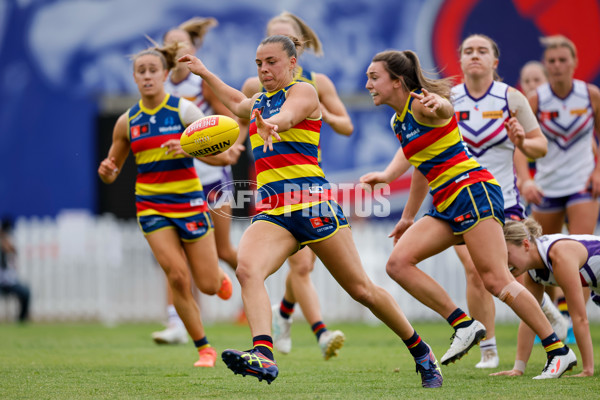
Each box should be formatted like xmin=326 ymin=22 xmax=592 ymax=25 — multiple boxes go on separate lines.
xmin=513 ymin=360 xmax=526 ymax=373
xmin=521 ymin=179 xmax=536 ymax=189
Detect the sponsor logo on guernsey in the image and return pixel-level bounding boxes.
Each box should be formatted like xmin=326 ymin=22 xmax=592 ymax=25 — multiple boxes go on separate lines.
xmin=150 ymin=115 xmax=157 ymax=124
xmin=132 ymin=123 xmax=150 ymax=138
xmin=267 ymin=107 xmax=281 ymax=116
xmin=190 ymin=198 xmax=205 ymax=207
xmin=482 ymin=110 xmax=503 ymax=119
xmin=570 ymin=108 xmax=588 ymax=116
xmin=405 ymin=127 xmax=421 ymax=139
xmin=455 ymin=111 xmax=470 ymax=121
xmin=455 ymin=173 xmax=470 ymax=183
xmin=401 ymin=121 xmax=420 ymax=139
xmin=539 ymin=110 xmax=559 ymax=121
xmin=159 ymin=124 xmax=182 ymax=133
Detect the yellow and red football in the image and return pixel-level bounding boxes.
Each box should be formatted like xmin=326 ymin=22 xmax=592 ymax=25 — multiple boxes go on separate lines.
xmin=180 ymin=115 xmax=239 ymax=157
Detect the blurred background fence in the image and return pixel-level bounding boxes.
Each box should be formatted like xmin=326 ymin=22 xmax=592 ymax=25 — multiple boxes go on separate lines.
xmin=3 ymin=211 xmax=600 ymax=324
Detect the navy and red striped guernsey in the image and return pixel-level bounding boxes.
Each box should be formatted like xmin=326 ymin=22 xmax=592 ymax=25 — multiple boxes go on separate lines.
xmin=249 ymin=82 xmax=333 ymax=215
xmin=128 ymin=94 xmax=208 ymax=217
xmin=392 ymin=90 xmax=499 ymax=212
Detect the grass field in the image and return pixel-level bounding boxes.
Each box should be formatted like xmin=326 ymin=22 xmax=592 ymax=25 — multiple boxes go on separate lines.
xmin=2 ymin=321 xmax=600 ymax=399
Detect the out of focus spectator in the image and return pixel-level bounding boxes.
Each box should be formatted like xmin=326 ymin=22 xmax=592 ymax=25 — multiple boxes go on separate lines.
xmin=0 ymin=218 xmax=30 ymax=322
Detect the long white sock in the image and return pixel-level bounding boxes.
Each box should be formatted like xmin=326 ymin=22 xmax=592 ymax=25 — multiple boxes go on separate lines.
xmin=479 ymin=336 xmax=497 ymax=355
xmin=167 ymin=305 xmax=184 ymax=328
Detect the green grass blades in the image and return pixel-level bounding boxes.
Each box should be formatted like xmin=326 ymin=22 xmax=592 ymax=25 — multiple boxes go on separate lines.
xmin=1 ymin=322 xmax=599 ymax=399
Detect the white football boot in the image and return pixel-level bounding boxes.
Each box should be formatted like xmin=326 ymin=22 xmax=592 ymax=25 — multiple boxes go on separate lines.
xmin=272 ymin=304 xmax=292 ymax=354
xmin=533 ymin=348 xmax=577 ymax=379
xmin=152 ymin=324 xmax=189 ymax=345
xmin=318 ymin=330 xmax=345 ymax=360
xmin=440 ymin=320 xmax=486 ymax=365
xmin=475 ymin=348 xmax=499 ymax=369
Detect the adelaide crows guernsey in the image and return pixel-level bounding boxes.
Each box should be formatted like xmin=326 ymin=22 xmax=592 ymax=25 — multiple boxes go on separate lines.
xmin=250 ymin=82 xmax=332 ymax=215
xmin=128 ymin=94 xmax=207 ymax=217
xmin=452 ymin=81 xmax=519 ymax=209
xmin=261 ymin=66 xmax=324 ymax=164
xmin=532 ymin=233 xmax=600 ymax=292
xmin=393 ymin=90 xmax=499 ymax=212
xmin=535 ymin=80 xmax=595 ymax=197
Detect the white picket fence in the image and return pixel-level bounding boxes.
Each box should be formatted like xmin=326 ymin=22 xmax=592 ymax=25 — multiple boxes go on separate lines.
xmin=2 ymin=210 xmax=599 ymax=325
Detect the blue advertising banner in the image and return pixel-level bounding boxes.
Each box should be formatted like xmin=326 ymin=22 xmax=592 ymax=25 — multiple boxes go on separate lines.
xmin=1 ymin=0 xmax=598 ymax=218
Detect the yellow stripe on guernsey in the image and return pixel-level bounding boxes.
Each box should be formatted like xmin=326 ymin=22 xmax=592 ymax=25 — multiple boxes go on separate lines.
xmin=429 ymin=159 xmax=483 ymax=191
xmin=136 ymin=179 xmax=202 ymax=196
xmin=257 ymin=164 xmax=325 ymax=190
xmin=249 ymin=127 xmax=320 ymax=157
xmin=133 ymin=147 xmax=203 ymax=196
xmin=442 ymin=175 xmax=499 ymax=213
xmin=138 ymin=95 xmax=180 ymax=115
xmin=408 ymin=126 xmax=459 ymax=166
xmin=136 ymin=208 xmax=201 ymax=218
xmin=267 ymin=201 xmax=325 ymax=216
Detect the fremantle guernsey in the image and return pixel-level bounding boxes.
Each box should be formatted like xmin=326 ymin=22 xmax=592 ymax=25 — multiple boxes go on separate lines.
xmin=452 ymin=81 xmax=520 ymax=209
xmin=532 ymin=233 xmax=600 ymax=292
xmin=392 ymin=90 xmax=499 ymax=212
xmin=165 ymin=72 xmax=212 ymax=115
xmin=128 ymin=94 xmax=207 ymax=217
xmin=249 ymin=82 xmax=332 ymax=215
xmin=535 ymin=80 xmax=595 ymax=197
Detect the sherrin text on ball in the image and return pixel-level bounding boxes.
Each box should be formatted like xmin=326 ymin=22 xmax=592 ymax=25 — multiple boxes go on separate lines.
xmin=180 ymin=115 xmax=239 ymax=157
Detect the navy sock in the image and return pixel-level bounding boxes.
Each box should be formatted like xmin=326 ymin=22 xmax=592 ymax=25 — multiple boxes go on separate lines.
xmin=194 ymin=336 xmax=209 ymax=349
xmin=280 ymin=298 xmax=295 ymax=319
xmin=403 ymin=330 xmax=429 ymax=360
xmin=253 ymin=335 xmax=274 ymax=360
xmin=446 ymin=308 xmax=473 ymax=330
xmin=541 ymin=333 xmax=568 ymax=357
xmin=311 ymin=321 xmax=327 ymax=340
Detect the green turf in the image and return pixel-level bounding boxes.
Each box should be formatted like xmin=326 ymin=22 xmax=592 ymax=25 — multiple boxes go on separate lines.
xmin=1 ymin=321 xmax=599 ymax=399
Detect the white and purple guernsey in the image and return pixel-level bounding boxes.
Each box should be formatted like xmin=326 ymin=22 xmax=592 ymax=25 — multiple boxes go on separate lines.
xmin=451 ymin=81 xmax=520 ymax=209
xmin=532 ymin=234 xmax=600 ymax=297
xmin=534 ymin=80 xmax=595 ymax=197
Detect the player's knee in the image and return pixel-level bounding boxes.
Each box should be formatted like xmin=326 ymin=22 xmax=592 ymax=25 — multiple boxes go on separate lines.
xmin=289 ymin=260 xmax=314 ymax=276
xmin=195 ymin=275 xmax=220 ymax=295
xmin=234 ymin=261 xmax=266 ymax=287
xmin=385 ymin=256 xmax=410 ymax=282
xmin=496 ymin=280 xmax=525 ymax=306
xmin=217 ymin=246 xmax=236 ymax=264
xmin=167 ymin=270 xmax=189 ymax=294
xmin=234 ymin=262 xmax=252 ymax=285
xmin=346 ymin=282 xmax=374 ymax=307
